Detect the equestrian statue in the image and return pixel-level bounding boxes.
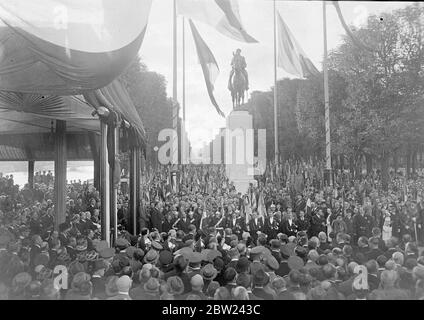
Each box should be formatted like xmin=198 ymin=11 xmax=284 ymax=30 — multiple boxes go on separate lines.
xmin=228 ymin=49 xmax=249 ymax=109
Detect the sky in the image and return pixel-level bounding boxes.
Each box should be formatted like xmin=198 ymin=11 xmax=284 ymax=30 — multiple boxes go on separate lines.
xmin=139 ymin=0 xmax=413 ymax=152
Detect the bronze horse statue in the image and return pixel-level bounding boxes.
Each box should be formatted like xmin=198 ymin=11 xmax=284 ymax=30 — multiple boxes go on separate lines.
xmin=228 ymin=66 xmax=247 ymax=109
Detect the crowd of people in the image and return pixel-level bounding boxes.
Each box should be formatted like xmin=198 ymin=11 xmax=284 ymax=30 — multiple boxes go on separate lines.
xmin=0 ymin=163 xmax=423 ymax=300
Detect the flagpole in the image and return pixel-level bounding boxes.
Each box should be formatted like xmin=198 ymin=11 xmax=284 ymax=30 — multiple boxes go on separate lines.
xmin=273 ymin=0 xmax=279 ymax=165
xmin=182 ymin=17 xmax=186 ymax=123
xmin=323 ymin=1 xmax=332 ymax=187
xmin=172 ymin=0 xmax=179 ymax=189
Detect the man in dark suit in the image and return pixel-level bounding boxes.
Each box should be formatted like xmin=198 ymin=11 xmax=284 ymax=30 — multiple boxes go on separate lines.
xmin=225 ymin=211 xmax=244 ymax=239
xmin=176 ymin=212 xmax=191 ymax=234
xmin=270 ymin=240 xmax=282 ymax=264
xmin=91 ymin=260 xmax=107 ymax=299
xmin=281 ymin=212 xmax=298 ymax=237
xmin=264 ymin=208 xmax=280 ymax=240
xmin=150 ymin=202 xmax=164 ymax=233
xmin=236 ymin=273 xmax=263 ymax=300
xmin=366 ymin=237 xmax=384 ymax=261
xmin=248 ymin=213 xmax=264 ymax=243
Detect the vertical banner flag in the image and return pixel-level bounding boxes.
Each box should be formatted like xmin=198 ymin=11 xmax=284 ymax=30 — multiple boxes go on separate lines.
xmin=178 ymin=0 xmax=258 ymax=43
xmin=257 ymin=191 xmax=266 ymax=218
xmin=277 ymin=12 xmax=319 ymax=78
xmin=189 ymin=20 xmax=225 ymax=117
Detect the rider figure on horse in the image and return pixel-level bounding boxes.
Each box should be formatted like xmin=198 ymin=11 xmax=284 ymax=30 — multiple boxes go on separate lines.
xmin=229 ymin=48 xmax=249 ymax=91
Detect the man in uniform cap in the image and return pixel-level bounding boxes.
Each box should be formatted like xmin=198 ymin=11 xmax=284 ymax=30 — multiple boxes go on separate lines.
xmin=249 ymin=246 xmax=265 ymax=275
xmin=187 ymin=252 xmax=203 ymax=280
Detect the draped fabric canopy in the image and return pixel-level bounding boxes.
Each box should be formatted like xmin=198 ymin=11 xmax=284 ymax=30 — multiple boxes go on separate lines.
xmin=0 ymin=0 xmax=153 ymax=95
xmin=0 ymin=0 xmax=151 ymax=149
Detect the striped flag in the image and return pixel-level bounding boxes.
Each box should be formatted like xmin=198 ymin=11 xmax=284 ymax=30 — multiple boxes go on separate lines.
xmin=189 ymin=20 xmax=225 ymax=117
xmin=178 ymin=0 xmax=257 ymax=43
xmin=277 ymin=12 xmax=319 ymax=79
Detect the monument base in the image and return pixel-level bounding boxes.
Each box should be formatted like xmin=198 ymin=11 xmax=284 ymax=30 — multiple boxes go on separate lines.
xmin=225 ymin=110 xmax=256 ymax=194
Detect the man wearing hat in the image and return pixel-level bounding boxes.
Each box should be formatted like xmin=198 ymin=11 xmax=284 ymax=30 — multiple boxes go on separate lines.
xmin=200 ymin=264 xmax=218 ymax=294
xmin=187 ymin=252 xmax=203 ymax=279
xmin=91 ymin=259 xmax=107 ymax=299
xmin=249 ymin=246 xmax=265 ymax=275
xmin=187 ymin=274 xmax=206 ymax=300
xmin=252 ymin=269 xmax=274 ymax=300
xmin=132 ymin=277 xmax=160 ymax=300
xmin=158 ymin=250 xmax=174 ymax=273
xmin=107 ymin=275 xmax=132 ymax=300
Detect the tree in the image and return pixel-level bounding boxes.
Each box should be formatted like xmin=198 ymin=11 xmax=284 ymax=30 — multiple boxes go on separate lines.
xmin=119 ymin=56 xmax=173 ymax=167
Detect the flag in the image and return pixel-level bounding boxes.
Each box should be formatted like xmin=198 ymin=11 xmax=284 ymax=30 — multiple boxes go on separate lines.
xmin=332 ymin=1 xmax=375 ymax=52
xmin=178 ymin=0 xmax=257 ymax=43
xmin=244 ymin=196 xmax=252 ymax=225
xmin=251 ymin=190 xmax=257 ymax=210
xmin=0 ymin=0 xmax=152 ymax=94
xmin=189 ymin=20 xmax=225 ymax=117
xmin=257 ymin=192 xmax=266 ymax=218
xmin=277 ymin=12 xmax=319 ymax=79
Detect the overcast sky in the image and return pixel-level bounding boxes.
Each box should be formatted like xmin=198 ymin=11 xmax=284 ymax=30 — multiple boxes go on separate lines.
xmin=139 ymin=0 xmax=412 ymax=151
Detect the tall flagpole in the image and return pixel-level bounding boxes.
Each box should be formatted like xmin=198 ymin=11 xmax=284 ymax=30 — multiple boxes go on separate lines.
xmin=172 ymin=0 xmax=179 ymax=190
xmin=182 ymin=18 xmax=186 ymax=122
xmin=323 ymin=1 xmax=332 ymax=186
xmin=273 ymin=0 xmax=279 ymax=165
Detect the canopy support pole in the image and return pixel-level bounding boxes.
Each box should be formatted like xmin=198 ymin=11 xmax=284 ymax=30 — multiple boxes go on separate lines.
xmin=100 ymin=122 xmax=110 ymax=244
xmin=129 ymin=147 xmax=137 ymax=235
xmin=28 ymin=160 xmax=34 ymax=189
xmin=110 ymin=126 xmax=119 ymax=244
xmin=54 ymin=120 xmax=67 ymax=230
xmin=136 ymin=148 xmax=141 ymax=236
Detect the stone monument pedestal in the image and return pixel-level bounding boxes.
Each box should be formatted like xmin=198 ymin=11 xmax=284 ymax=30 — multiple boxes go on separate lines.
xmin=225 ymin=110 xmax=257 ymax=194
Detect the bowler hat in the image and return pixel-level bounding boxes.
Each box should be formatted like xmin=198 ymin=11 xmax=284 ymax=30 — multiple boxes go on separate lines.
xmin=200 ymin=264 xmax=218 ymax=281
xmin=144 ymin=249 xmax=159 ymax=264
xmin=144 ymin=278 xmax=160 ymax=294
xmin=167 ymin=276 xmax=184 ymax=295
